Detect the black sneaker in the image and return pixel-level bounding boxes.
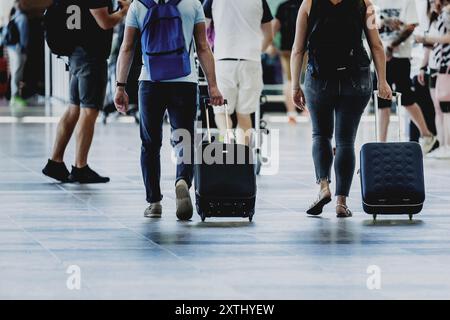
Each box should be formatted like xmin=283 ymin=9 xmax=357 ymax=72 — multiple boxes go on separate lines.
xmin=69 ymin=165 xmax=110 ymax=184
xmin=42 ymin=159 xmax=71 ymax=182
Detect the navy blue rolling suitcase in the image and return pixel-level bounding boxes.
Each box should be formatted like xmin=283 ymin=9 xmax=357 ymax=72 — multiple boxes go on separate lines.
xmin=194 ymin=100 xmax=257 ymax=222
xmin=360 ymin=92 xmax=425 ymax=221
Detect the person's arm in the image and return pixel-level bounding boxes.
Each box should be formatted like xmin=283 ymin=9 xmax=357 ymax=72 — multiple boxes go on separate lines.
xmin=261 ymin=0 xmax=274 ymax=52
xmin=388 ymin=0 xmax=419 ymax=50
xmin=290 ymin=0 xmax=310 ymax=110
xmin=417 ymin=33 xmax=450 ymax=45
xmin=364 ymin=0 xmax=392 ymax=99
xmin=17 ymin=13 xmax=29 ymax=53
xmin=194 ymin=22 xmax=224 ymax=106
xmin=90 ymin=0 xmax=130 ymax=31
xmin=417 ymin=47 xmax=431 ymax=86
xmin=420 ymin=47 xmax=431 ymax=69
xmin=272 ymin=18 xmax=281 ymax=35
xmin=389 ymin=23 xmax=417 ymax=48
xmin=114 ymin=26 xmax=138 ymax=114
xmin=261 ymin=22 xmax=274 ymax=52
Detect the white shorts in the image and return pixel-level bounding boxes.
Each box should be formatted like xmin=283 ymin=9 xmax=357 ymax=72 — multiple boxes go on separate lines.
xmin=214 ymin=60 xmax=264 ymax=115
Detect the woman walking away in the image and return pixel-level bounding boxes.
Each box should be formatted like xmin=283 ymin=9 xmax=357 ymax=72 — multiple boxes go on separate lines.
xmin=416 ymin=0 xmax=450 ymax=154
xmin=291 ymin=0 xmax=392 ymax=218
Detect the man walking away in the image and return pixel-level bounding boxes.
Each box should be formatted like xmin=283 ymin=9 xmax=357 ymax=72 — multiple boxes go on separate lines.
xmin=376 ymin=0 xmax=438 ymax=154
xmin=43 ymin=0 xmax=130 ymax=183
xmin=114 ymin=0 xmax=224 ymax=221
xmin=204 ymin=0 xmax=274 ymax=145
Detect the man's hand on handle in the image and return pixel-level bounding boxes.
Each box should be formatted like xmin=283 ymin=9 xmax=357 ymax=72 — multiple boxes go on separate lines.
xmin=208 ymin=85 xmax=224 ymax=106
xmin=114 ymin=88 xmax=129 ymax=115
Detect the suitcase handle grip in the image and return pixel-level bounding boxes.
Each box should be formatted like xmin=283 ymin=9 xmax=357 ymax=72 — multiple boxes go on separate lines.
xmin=373 ymin=91 xmax=403 ymax=143
xmin=203 ymin=98 xmax=231 ymax=144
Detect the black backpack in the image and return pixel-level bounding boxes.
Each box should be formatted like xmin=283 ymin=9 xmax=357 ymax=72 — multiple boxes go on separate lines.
xmin=279 ymin=0 xmax=302 ymax=49
xmin=44 ymin=0 xmax=81 ymax=56
xmin=307 ymin=0 xmax=369 ymax=79
xmin=4 ymin=19 xmax=20 ymax=46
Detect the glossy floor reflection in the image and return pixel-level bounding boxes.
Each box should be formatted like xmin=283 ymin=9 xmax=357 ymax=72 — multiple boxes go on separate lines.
xmin=1 ymin=103 xmax=450 ymax=299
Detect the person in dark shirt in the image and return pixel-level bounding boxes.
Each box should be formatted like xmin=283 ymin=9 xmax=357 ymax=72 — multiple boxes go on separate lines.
xmin=272 ymin=0 xmax=303 ymax=125
xmin=43 ymin=0 xmax=131 ymax=184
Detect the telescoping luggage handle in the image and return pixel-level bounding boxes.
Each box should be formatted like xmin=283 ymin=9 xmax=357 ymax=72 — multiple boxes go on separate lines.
xmin=373 ymin=91 xmax=402 ymax=142
xmin=203 ymin=98 xmax=231 ymax=144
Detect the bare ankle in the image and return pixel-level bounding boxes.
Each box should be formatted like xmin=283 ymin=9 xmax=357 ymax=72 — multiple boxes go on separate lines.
xmin=336 ymin=196 xmax=347 ymax=206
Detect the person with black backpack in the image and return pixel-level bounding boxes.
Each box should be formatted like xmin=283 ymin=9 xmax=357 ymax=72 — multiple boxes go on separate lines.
xmin=42 ymin=0 xmax=131 ymax=184
xmin=272 ymin=0 xmax=303 ymax=125
xmin=291 ymin=0 xmax=392 ymax=218
xmin=2 ymin=1 xmax=29 ymax=107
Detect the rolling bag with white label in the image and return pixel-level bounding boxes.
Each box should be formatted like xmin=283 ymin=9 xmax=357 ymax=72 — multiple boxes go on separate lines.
xmin=360 ymin=92 xmax=425 ymax=221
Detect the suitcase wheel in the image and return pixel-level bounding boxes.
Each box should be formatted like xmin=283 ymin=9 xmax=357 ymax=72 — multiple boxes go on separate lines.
xmin=248 ymin=210 xmax=255 ymax=222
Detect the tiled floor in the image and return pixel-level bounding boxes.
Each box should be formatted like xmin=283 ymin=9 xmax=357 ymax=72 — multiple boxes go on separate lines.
xmin=1 ymin=101 xmax=450 ymax=299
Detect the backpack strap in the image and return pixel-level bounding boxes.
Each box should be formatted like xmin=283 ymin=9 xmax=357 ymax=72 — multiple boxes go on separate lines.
xmin=168 ymin=0 xmax=183 ymax=6
xmin=138 ymin=0 xmax=157 ymax=9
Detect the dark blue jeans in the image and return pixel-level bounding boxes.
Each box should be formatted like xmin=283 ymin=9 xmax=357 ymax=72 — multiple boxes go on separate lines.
xmin=304 ymin=65 xmax=372 ymax=196
xmin=139 ymin=82 xmax=197 ymax=203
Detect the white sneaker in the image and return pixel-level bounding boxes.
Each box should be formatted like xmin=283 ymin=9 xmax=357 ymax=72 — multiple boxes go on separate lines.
xmin=426 ymin=147 xmax=442 ymax=159
xmin=175 ymin=180 xmax=193 ymax=221
xmin=419 ymin=136 xmax=438 ymax=155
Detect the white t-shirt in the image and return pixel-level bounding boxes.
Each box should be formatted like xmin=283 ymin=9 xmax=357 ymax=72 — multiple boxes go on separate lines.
xmin=203 ymin=0 xmax=273 ymax=62
xmin=375 ymin=0 xmax=419 ymax=58
xmin=125 ymin=0 xmax=205 ymax=82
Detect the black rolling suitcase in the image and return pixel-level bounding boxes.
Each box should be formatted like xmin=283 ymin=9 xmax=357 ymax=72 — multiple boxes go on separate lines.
xmin=360 ymin=92 xmax=425 ymax=222
xmin=194 ymin=100 xmax=257 ymax=222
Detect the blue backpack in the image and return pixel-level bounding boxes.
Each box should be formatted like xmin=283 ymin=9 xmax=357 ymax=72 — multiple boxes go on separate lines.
xmin=138 ymin=0 xmax=191 ymax=81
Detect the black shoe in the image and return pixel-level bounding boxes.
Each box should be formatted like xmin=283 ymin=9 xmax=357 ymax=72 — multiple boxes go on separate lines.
xmin=42 ymin=159 xmax=71 ymax=182
xmin=69 ymin=165 xmax=110 ymax=184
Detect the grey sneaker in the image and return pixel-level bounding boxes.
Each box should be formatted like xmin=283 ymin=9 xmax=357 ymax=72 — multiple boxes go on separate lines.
xmin=144 ymin=203 xmax=162 ymax=218
xmin=419 ymin=136 xmax=438 ymax=155
xmin=175 ymin=181 xmax=193 ymax=221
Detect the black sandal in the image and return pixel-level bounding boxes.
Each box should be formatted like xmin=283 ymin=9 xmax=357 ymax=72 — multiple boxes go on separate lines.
xmin=336 ymin=204 xmax=353 ymax=218
xmin=306 ymin=195 xmax=332 ymax=216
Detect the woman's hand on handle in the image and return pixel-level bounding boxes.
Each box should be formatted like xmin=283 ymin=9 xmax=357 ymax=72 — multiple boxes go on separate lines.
xmin=292 ymin=87 xmax=306 ymax=111
xmin=377 ymin=81 xmax=393 ymax=100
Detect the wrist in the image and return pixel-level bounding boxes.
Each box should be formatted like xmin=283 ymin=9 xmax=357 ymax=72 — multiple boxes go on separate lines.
xmin=208 ymin=83 xmax=218 ymax=90
xmin=292 ymin=86 xmax=301 ymax=91
xmin=116 ymin=81 xmax=127 ymax=88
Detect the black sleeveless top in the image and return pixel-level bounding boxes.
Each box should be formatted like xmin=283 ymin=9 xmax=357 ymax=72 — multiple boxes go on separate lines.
xmin=307 ymin=0 xmax=370 ymax=78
